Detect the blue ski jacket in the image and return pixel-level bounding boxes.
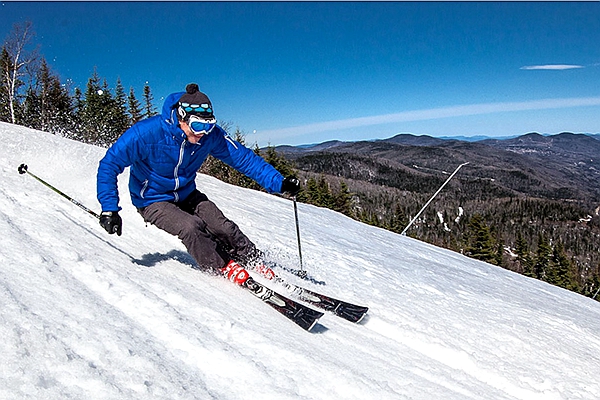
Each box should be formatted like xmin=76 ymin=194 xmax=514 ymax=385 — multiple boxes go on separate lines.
xmin=97 ymin=91 xmax=284 ymax=211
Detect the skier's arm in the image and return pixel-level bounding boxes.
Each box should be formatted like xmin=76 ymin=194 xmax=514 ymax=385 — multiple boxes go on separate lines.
xmin=96 ymin=126 xmax=144 ymax=211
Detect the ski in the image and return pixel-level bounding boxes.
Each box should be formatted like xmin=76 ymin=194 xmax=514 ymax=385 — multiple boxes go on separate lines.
xmin=251 ymin=264 xmax=369 ymax=323
xmin=241 ymin=277 xmax=324 ymax=331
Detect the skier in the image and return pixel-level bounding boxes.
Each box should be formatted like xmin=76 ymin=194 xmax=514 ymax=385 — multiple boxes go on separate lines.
xmin=96 ymin=83 xmax=300 ymax=283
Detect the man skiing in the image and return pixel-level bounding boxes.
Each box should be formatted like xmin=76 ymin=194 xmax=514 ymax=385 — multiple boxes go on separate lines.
xmin=96 ymin=83 xmax=300 ymax=283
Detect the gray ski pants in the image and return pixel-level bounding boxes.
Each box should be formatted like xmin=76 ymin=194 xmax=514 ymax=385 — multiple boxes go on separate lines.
xmin=138 ymin=190 xmax=258 ymax=271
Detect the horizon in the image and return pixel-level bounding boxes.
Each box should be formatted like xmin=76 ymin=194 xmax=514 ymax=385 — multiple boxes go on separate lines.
xmin=1 ymin=1 xmax=599 ymax=146
xmin=273 ymin=130 xmax=600 ymax=149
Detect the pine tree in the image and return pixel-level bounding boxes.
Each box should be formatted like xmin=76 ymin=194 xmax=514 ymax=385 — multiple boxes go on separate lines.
xmin=112 ymin=78 xmax=130 ymax=135
xmin=466 ymin=214 xmax=496 ymax=264
xmin=80 ymin=69 xmax=103 ymax=143
xmin=98 ymin=79 xmax=121 ymax=144
xmin=23 ymin=58 xmax=74 ymax=135
xmin=127 ymin=87 xmax=143 ymax=124
xmin=388 ymin=203 xmax=407 ymax=233
xmin=0 ymin=47 xmax=11 ymax=122
xmin=302 ymin=177 xmax=319 ymax=204
xmin=547 ymin=242 xmax=577 ymax=290
xmin=79 ymin=71 xmax=124 ymax=146
xmin=334 ymin=181 xmax=354 ymax=217
xmin=533 ymin=234 xmax=552 ymax=280
xmin=263 ymin=146 xmax=296 ymax=178
xmin=494 ymin=241 xmax=504 ymax=267
xmin=317 ymin=175 xmax=335 ymax=209
xmin=515 ymin=232 xmax=533 ymax=276
xmin=143 ymin=83 xmax=156 ymax=118
xmin=70 ymin=87 xmax=84 ymax=139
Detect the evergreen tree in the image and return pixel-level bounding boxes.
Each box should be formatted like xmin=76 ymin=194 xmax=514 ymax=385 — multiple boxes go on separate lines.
xmin=317 ymin=175 xmax=335 ymax=209
xmin=127 ymin=86 xmax=143 ymax=124
xmin=112 ymin=78 xmax=129 ymax=135
xmin=388 ymin=203 xmax=407 ymax=233
xmin=23 ymin=58 xmax=74 ymax=135
xmin=533 ymin=234 xmax=552 ymax=280
xmin=263 ymin=146 xmax=296 ymax=178
xmin=143 ymin=83 xmax=157 ymax=118
xmin=547 ymin=242 xmax=577 ymax=290
xmin=70 ymin=87 xmax=84 ymax=140
xmin=302 ymin=177 xmax=319 ymax=204
xmin=0 ymin=47 xmax=12 ymax=121
xmin=98 ymin=78 xmax=122 ymax=144
xmin=515 ymin=232 xmax=533 ymax=276
xmin=79 ymin=71 xmax=124 ymax=146
xmin=80 ymin=69 xmax=103 ymax=143
xmin=494 ymin=241 xmax=504 ymax=267
xmin=466 ymin=214 xmax=496 ymax=264
xmin=334 ymin=181 xmax=354 ymax=217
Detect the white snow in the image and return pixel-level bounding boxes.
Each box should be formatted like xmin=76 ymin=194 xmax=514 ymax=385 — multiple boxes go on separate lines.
xmin=1 ymin=121 xmax=600 ymax=399
xmin=455 ymin=206 xmax=464 ymax=223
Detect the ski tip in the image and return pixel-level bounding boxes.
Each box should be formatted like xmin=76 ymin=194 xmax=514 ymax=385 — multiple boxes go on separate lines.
xmin=335 ymin=306 xmax=369 ymax=323
xmin=307 ymin=318 xmax=320 ymax=332
xmin=355 ymin=311 xmax=370 ymax=325
xmin=298 ymin=308 xmax=325 ymax=332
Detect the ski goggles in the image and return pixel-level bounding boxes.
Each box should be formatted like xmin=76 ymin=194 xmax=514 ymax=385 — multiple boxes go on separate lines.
xmin=188 ymin=115 xmax=216 ymax=135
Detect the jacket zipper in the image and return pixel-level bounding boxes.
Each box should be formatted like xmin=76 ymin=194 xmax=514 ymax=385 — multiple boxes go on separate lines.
xmin=173 ymin=140 xmax=186 ymax=202
xmin=140 ymin=179 xmax=149 ymax=198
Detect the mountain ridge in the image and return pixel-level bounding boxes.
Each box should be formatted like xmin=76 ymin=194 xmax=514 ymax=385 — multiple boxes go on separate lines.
xmin=274 ymin=131 xmax=600 ymax=200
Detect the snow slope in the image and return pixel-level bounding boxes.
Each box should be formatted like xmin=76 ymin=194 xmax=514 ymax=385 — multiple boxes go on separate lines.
xmin=1 ymin=121 xmax=599 ymax=400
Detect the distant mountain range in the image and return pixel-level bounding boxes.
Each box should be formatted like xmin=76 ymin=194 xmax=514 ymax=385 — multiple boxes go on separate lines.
xmin=275 ymin=132 xmax=600 ymax=201
xmin=285 ymin=132 xmax=600 ymax=150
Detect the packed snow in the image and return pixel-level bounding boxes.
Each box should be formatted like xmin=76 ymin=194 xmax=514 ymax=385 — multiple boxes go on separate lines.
xmin=1 ymin=121 xmax=600 ymax=399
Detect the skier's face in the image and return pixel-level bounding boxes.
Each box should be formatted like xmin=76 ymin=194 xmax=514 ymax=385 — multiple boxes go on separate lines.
xmin=180 ymin=120 xmax=204 ymax=144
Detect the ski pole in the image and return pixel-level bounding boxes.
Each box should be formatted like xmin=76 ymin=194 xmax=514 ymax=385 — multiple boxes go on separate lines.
xmin=292 ymin=196 xmax=307 ymax=278
xmin=17 ymin=163 xmax=100 ymax=219
xmin=401 ymin=162 xmax=469 ymax=236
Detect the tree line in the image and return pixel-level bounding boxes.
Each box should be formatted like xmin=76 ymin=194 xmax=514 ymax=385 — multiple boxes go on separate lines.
xmin=1 ymin=22 xmax=157 ymax=147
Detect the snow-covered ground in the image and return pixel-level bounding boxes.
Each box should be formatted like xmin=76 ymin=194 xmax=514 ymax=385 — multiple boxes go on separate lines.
xmin=1 ymin=121 xmax=599 ymax=399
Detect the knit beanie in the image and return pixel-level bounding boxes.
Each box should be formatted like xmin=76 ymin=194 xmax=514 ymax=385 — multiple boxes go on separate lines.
xmin=177 ymin=83 xmax=215 ymax=121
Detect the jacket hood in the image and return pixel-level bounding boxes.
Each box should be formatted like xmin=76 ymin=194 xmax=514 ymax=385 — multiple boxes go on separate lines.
xmin=162 ymin=91 xmax=186 ymax=124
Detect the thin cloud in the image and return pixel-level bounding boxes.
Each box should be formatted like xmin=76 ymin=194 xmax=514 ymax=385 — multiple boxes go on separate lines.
xmin=520 ymin=64 xmax=584 ymax=70
xmin=258 ymin=97 xmax=600 ymax=138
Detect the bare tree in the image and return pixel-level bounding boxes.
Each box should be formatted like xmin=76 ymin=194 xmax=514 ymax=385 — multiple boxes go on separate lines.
xmin=1 ymin=21 xmax=38 ymax=123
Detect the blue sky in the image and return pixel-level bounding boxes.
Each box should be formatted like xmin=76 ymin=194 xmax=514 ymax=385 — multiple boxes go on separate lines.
xmin=2 ymin=1 xmax=599 ymax=146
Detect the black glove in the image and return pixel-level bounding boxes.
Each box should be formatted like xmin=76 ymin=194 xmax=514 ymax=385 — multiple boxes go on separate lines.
xmin=281 ymin=176 xmax=301 ymax=196
xmin=100 ymin=211 xmax=122 ymax=236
